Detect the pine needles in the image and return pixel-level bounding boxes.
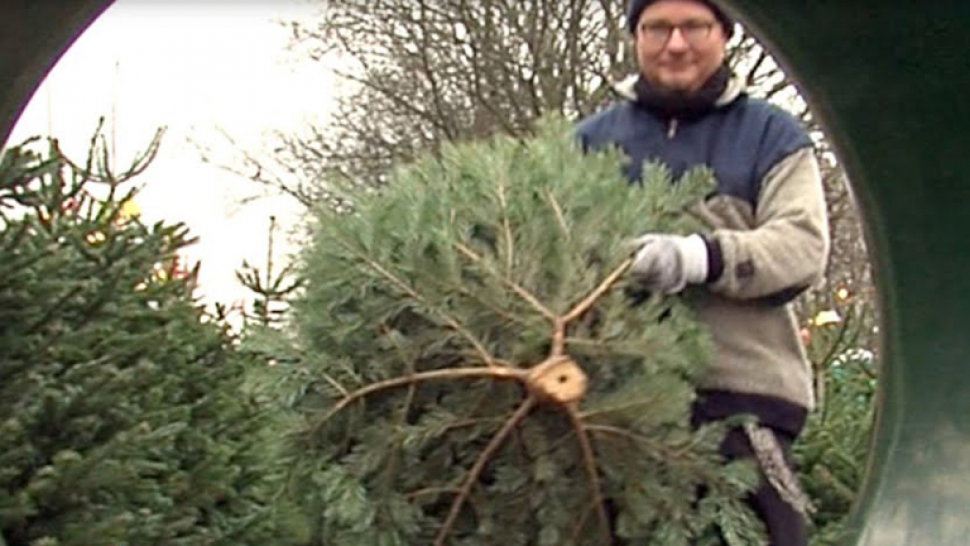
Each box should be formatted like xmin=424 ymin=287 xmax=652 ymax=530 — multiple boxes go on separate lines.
xmin=283 ymin=117 xmax=761 ymax=545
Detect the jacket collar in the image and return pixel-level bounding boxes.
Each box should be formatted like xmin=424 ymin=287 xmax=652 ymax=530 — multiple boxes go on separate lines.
xmin=613 ymin=69 xmax=745 ymax=110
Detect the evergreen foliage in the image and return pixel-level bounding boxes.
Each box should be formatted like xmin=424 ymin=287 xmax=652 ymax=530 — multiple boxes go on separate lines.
xmin=0 ymin=132 xmax=298 ymax=546
xmin=794 ymin=305 xmax=876 ymax=546
xmin=272 ymin=118 xmax=765 ymax=545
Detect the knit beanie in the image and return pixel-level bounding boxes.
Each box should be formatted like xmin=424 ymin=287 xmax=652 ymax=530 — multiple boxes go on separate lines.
xmin=627 ymin=0 xmax=735 ymax=38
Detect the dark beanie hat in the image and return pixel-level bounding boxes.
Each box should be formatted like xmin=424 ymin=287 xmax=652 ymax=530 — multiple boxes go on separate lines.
xmin=627 ymin=0 xmax=735 ymax=38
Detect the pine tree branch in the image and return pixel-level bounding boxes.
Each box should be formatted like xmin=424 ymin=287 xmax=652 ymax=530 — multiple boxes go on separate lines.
xmin=586 ymin=423 xmax=715 ymax=469
xmin=585 ymin=424 xmax=670 ymax=461
xmin=552 ymin=317 xmax=567 ymax=356
xmin=312 ymin=367 xmax=527 ymax=434
xmin=587 ymin=423 xmax=734 ymax=494
xmin=550 ymin=257 xmax=634 ymax=355
xmin=444 ymin=416 xmax=510 ymax=433
xmin=381 ymin=380 xmax=418 ymax=497
xmin=544 ymin=189 xmax=570 ymax=242
xmin=342 ymin=238 xmax=503 ymax=367
xmin=495 ymin=169 xmax=515 ymax=276
xmin=566 ymin=407 xmax=613 ymax=546
xmin=452 ymin=349 xmax=518 ymax=368
xmin=580 ymin=398 xmax=666 ymax=421
xmin=434 ymin=396 xmax=536 ymax=546
xmin=563 ymin=336 xmax=655 ymax=353
xmin=455 ymin=285 xmax=529 ymax=326
xmin=563 ymin=257 xmax=633 ymax=323
xmin=405 ymin=486 xmax=462 ymax=500
xmin=454 ymin=241 xmax=556 ymax=320
xmin=320 ymin=371 xmax=350 ymax=397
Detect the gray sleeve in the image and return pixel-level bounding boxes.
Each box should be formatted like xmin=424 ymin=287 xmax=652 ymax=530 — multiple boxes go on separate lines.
xmin=704 ymin=147 xmax=830 ymax=301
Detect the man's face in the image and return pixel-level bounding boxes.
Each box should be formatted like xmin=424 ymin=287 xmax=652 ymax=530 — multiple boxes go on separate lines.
xmin=634 ymin=0 xmax=728 ymax=94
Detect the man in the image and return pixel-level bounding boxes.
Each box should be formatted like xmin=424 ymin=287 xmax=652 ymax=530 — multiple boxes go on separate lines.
xmin=576 ymin=1 xmax=830 ymax=545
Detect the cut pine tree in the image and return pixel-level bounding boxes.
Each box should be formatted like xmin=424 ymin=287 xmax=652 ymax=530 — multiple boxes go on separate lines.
xmin=279 ymin=117 xmax=765 ymax=546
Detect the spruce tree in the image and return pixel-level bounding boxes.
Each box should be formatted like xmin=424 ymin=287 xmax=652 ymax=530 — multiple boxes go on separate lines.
xmin=0 ymin=132 xmax=299 ymax=546
xmin=274 ymin=118 xmax=764 ymax=546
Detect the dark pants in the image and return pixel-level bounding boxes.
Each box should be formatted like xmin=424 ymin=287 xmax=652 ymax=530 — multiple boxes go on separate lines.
xmin=691 ymin=389 xmax=809 ymax=546
xmin=715 ymin=425 xmax=808 ymax=546
xmin=607 ymin=391 xmax=809 ymax=545
xmin=606 ymin=417 xmax=808 ymax=546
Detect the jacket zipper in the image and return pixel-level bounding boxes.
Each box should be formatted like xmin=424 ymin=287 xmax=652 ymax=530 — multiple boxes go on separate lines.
xmin=667 ymin=118 xmax=679 ymax=139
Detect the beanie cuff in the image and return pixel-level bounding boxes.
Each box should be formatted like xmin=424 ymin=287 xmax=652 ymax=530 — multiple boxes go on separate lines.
xmin=627 ymin=0 xmax=735 ymax=38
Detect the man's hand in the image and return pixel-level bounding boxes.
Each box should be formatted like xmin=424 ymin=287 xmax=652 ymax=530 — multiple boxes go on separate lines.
xmin=628 ymin=233 xmax=710 ymax=294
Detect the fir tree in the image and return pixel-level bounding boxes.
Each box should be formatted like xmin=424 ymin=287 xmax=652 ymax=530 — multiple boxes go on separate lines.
xmin=0 ymin=131 xmax=300 ymax=546
xmin=273 ymin=118 xmax=765 ymax=546
xmin=234 ymin=215 xmax=303 ymax=328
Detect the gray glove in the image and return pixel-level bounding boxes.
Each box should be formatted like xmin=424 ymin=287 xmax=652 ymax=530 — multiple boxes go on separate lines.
xmin=628 ymin=233 xmax=710 ymax=294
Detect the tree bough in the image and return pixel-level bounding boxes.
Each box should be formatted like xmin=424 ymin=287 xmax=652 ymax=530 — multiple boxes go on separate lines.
xmin=289 ymin=118 xmax=759 ymax=545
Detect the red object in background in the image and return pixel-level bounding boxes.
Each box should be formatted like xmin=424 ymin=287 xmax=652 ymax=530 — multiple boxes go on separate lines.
xmin=169 ymin=255 xmax=191 ymax=280
xmin=61 ymin=197 xmax=79 ymax=214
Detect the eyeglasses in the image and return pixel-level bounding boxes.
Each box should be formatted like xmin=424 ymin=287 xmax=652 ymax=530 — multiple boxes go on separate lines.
xmin=637 ymin=20 xmax=717 ymax=47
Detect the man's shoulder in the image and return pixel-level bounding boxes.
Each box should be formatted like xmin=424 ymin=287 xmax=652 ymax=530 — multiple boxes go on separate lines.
xmin=575 ymin=101 xmax=634 ymax=142
xmin=731 ymin=96 xmax=811 ymax=142
xmin=726 ymin=96 xmax=814 ymax=182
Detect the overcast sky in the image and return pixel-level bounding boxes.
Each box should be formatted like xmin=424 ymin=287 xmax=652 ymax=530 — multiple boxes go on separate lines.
xmin=9 ymin=0 xmax=335 ymax=322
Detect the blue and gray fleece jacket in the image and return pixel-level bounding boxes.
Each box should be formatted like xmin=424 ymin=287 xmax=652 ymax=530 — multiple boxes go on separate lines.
xmin=577 ymin=74 xmax=830 ymax=411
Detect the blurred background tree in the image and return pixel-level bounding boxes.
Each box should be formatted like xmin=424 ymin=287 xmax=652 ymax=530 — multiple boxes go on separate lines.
xmin=0 ymin=130 xmax=305 ymax=546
